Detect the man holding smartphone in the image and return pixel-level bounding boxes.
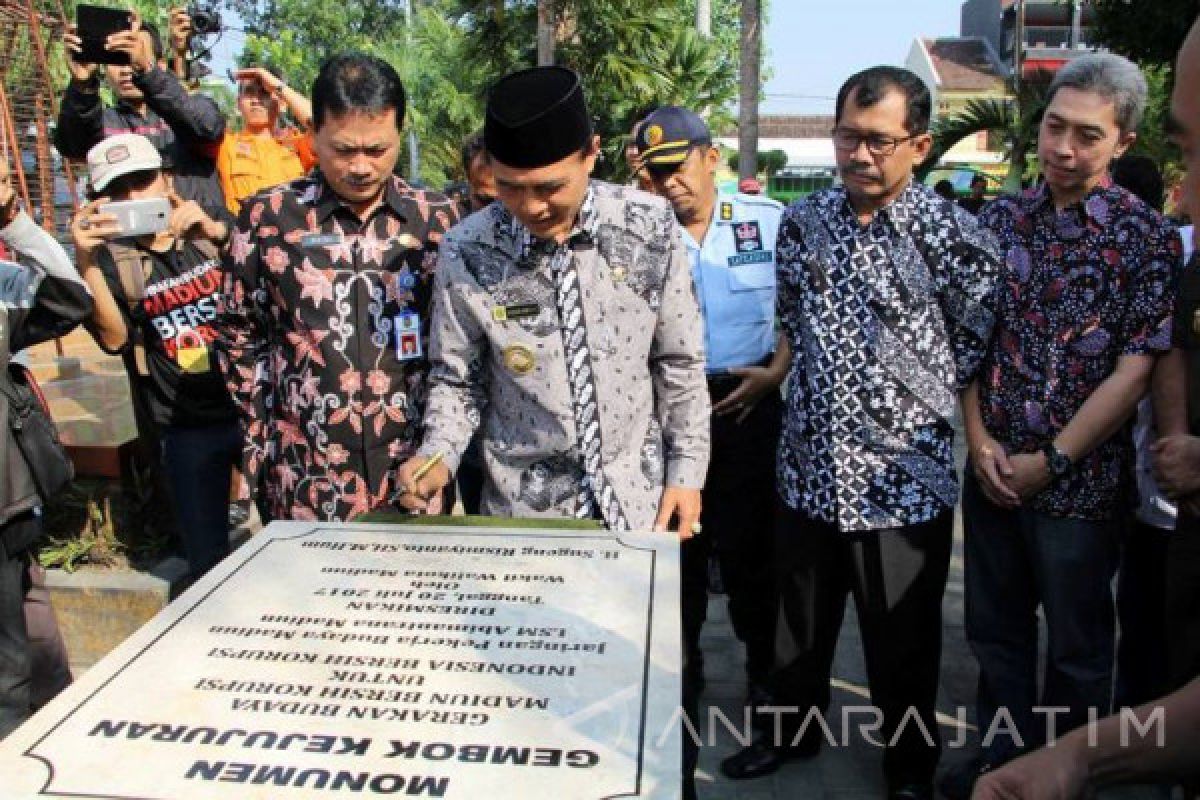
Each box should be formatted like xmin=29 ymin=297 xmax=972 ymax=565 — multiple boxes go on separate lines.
xmin=55 ymin=9 xmax=229 ymax=226
xmin=71 ymin=133 xmax=239 ymax=582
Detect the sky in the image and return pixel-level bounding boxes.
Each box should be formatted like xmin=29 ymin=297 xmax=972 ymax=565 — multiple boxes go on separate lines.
xmin=763 ymin=0 xmax=965 ymax=115
xmin=205 ymin=0 xmax=966 ymax=110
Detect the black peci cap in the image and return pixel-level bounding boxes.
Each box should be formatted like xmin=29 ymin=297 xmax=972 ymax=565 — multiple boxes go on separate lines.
xmin=485 ymin=66 xmax=593 ymax=168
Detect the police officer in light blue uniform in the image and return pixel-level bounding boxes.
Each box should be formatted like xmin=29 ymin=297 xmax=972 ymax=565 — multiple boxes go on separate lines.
xmin=636 ymin=107 xmax=788 ymax=754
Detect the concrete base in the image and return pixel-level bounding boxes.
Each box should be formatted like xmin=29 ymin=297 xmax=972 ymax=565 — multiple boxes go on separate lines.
xmin=44 ymin=557 xmax=190 ymax=675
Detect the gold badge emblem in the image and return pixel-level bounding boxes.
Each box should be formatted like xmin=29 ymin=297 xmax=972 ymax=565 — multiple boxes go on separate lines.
xmin=502 ymin=344 xmax=536 ymax=375
xmin=611 ymin=265 xmax=627 ymax=283
xmin=492 ymin=306 xmax=508 ymax=322
xmin=645 ymin=124 xmax=664 ymax=147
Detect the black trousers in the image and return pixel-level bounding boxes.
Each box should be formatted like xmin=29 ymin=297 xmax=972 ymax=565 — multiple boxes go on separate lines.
xmin=0 ymin=514 xmax=39 ymax=739
xmin=1116 ymin=517 xmax=1172 ymax=708
xmin=1168 ymin=511 xmax=1200 ymax=690
xmin=681 ymin=383 xmax=781 ymax=687
xmin=769 ymin=506 xmax=952 ymax=788
xmin=682 ymin=381 xmax=781 ymax=798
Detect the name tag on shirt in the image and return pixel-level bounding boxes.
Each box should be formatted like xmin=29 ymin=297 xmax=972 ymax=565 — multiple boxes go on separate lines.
xmin=395 ymin=311 xmax=423 ymax=361
xmin=492 ymin=303 xmax=540 ymax=322
xmin=302 ymin=233 xmax=343 ymax=249
xmin=728 ymin=251 xmax=774 ymax=267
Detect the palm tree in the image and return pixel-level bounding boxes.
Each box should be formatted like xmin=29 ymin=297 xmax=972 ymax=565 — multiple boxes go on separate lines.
xmin=537 ymin=0 xmax=555 ymax=65
xmin=737 ymin=0 xmax=761 ymax=183
xmin=921 ymin=70 xmax=1054 ymax=193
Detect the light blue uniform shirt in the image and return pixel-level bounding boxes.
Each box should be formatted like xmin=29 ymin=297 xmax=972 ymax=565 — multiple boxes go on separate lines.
xmin=681 ymin=191 xmax=783 ymax=373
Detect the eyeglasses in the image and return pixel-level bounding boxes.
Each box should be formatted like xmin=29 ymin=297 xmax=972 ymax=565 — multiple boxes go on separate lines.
xmin=831 ymin=128 xmax=921 ymax=156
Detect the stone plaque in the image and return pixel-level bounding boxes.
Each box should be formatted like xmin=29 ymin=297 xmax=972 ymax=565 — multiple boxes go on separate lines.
xmin=1 ymin=523 xmax=681 ymax=798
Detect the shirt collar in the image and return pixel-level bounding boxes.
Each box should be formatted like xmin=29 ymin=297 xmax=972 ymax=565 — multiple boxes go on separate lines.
xmin=511 ymin=182 xmax=599 ymax=265
xmin=1028 ymin=177 xmax=1114 ymax=223
xmin=835 ymin=179 xmax=920 ymax=233
xmin=312 ymin=173 xmax=411 ymax=224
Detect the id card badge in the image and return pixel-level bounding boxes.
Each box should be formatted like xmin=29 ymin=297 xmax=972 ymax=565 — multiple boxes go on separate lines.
xmin=395 ymin=311 xmax=423 ymax=361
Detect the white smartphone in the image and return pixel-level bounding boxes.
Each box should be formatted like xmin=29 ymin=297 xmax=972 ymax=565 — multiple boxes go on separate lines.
xmin=101 ymin=197 xmax=171 ymax=237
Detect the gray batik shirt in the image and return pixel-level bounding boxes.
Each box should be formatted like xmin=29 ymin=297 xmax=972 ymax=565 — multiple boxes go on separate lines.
xmin=418 ymin=181 xmax=711 ymax=530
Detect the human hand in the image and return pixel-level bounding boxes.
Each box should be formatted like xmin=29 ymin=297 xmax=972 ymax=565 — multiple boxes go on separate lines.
xmin=233 ymin=67 xmax=285 ymax=96
xmin=0 ymin=158 xmax=18 ymax=227
xmin=167 ymin=191 xmax=224 ymax=242
xmin=971 ymin=737 xmax=1089 ymax=800
xmin=970 ymin=436 xmax=1019 ymax=508
xmin=105 ymin=13 xmax=154 ymax=74
xmin=394 ymin=455 xmax=452 ymax=513
xmin=654 ymin=487 xmax=702 ymax=541
xmin=1008 ymin=452 xmax=1052 ymax=502
xmin=70 ymin=198 xmax=121 ymax=258
xmin=711 ymin=365 xmax=783 ymax=423
xmin=63 ymin=24 xmax=98 ymax=84
xmin=1152 ymin=434 xmax=1200 ymax=498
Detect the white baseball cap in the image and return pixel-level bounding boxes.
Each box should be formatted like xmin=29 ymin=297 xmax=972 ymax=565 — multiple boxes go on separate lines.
xmin=86 ymin=133 xmax=162 ymax=192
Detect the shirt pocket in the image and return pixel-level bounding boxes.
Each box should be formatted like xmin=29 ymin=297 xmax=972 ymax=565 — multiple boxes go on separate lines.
xmin=726 ymin=261 xmax=776 ymax=292
xmin=726 ymin=261 xmax=777 ymax=326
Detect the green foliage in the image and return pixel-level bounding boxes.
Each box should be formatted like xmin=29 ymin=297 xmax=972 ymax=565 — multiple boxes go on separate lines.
xmin=1090 ymin=0 xmax=1199 ymax=67
xmin=923 ymin=72 xmax=1053 ymax=192
xmin=39 ymin=486 xmax=124 ymax=572
xmin=228 ymin=0 xmax=741 ymax=185
xmin=1087 ymin=8 xmax=1185 ymax=180
xmin=728 ymin=148 xmax=787 ymax=176
xmin=1131 ymin=64 xmax=1182 ymax=180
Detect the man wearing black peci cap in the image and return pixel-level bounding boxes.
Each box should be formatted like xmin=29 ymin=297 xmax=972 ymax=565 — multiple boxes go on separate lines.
xmin=636 ymin=104 xmax=786 ymax=718
xmin=395 ymin=70 xmax=710 ymax=794
xmin=397 ymin=66 xmax=709 ymax=538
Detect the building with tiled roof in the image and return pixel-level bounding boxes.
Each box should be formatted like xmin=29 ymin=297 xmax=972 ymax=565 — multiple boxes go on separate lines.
xmin=907 ymin=35 xmax=1009 ymax=166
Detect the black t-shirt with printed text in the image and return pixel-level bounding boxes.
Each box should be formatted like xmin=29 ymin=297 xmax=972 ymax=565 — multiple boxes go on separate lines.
xmin=96 ymin=238 xmax=237 ymax=428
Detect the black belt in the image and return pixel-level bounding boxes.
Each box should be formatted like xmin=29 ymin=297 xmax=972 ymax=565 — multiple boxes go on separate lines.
xmin=706 ymin=354 xmax=774 ymax=390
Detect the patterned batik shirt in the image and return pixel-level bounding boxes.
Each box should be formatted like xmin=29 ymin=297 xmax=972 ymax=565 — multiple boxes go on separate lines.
xmin=977 ymin=182 xmax=1180 ymax=520
xmin=776 ymin=182 xmax=1001 ymax=532
xmin=216 ymin=174 xmax=459 ymax=521
xmin=417 ymin=181 xmax=711 ymax=530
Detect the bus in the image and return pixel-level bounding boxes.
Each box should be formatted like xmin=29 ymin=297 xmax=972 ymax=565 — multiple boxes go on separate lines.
xmin=767 ymin=167 xmax=838 ymax=205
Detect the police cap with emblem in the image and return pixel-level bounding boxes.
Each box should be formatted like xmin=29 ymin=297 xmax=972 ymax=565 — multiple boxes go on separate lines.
xmin=485 ymin=66 xmax=593 ymax=168
xmin=635 ymin=106 xmax=712 ymax=168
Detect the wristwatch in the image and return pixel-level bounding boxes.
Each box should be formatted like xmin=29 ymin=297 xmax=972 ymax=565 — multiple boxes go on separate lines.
xmin=1042 ymin=442 xmax=1072 ymax=479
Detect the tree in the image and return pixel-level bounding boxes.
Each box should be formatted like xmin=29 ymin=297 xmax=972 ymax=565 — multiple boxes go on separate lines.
xmin=455 ymin=0 xmax=740 ymax=182
xmin=737 ymin=0 xmax=761 ymax=183
xmin=536 ymin=0 xmax=555 ymax=65
xmin=223 ymin=1 xmax=741 ymax=185
xmin=1089 ymin=2 xmax=1188 ymax=182
xmin=922 ymin=71 xmax=1053 ymax=192
xmin=728 ymin=148 xmax=786 ymax=176
xmin=1091 ymin=0 xmax=1200 ymax=67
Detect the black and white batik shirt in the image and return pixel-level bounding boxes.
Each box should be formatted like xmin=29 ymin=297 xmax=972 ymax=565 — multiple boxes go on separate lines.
xmin=775 ymin=182 xmax=1001 ymax=532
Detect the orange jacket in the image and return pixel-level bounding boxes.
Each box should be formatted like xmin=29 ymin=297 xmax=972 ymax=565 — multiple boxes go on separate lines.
xmin=216 ymin=129 xmax=316 ymax=214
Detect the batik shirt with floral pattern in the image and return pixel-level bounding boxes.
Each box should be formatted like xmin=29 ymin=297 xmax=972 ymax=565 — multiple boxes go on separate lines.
xmin=216 ymin=174 xmax=459 ymax=521
xmin=977 ymin=182 xmax=1180 ymax=520
xmin=776 ymin=182 xmax=1001 ymax=532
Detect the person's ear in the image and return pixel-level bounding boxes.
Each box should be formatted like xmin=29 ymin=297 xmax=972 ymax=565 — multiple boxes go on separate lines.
xmin=1113 ymin=131 xmax=1137 ymax=161
xmin=910 ymin=131 xmax=934 ymax=165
